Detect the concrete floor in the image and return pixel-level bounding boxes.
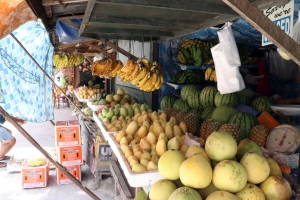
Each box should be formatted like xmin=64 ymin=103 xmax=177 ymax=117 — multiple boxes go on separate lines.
xmin=0 ymin=106 xmax=122 ymax=200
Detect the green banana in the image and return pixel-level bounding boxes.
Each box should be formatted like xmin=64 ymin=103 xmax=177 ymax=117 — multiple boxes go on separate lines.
xmin=178 ymin=52 xmax=186 ymax=64
xmin=181 ymin=48 xmax=191 ymax=60
xmin=188 ymin=47 xmax=194 ymax=61
xmin=194 ymin=57 xmax=203 ymax=67
xmin=192 ymin=45 xmax=197 ymax=60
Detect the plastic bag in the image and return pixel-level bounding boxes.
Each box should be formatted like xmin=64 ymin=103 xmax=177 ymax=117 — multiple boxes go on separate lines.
xmin=278 ymin=11 xmax=300 ymax=60
xmin=211 ymin=22 xmax=245 ymax=94
xmin=217 ymin=22 xmax=241 ymax=67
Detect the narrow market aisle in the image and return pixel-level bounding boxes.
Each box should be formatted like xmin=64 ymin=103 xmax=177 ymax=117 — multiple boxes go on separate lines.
xmin=0 ymin=107 xmax=122 ymax=200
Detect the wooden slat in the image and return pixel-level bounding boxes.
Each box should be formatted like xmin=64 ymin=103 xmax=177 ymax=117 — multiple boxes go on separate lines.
xmin=44 ymin=6 xmax=52 ymax=18
xmin=109 ymin=161 xmax=134 ymax=200
xmin=95 ymin=0 xmax=238 ymax=16
xmin=100 ymin=39 xmax=138 ymax=61
xmin=83 ymin=42 xmax=107 ymax=53
xmin=56 ymin=15 xmax=85 ymax=21
xmin=222 ymin=0 xmax=300 ymax=66
xmin=87 ymin=17 xmax=196 ymax=30
xmin=83 ymin=27 xmax=174 ymax=37
xmin=81 ymin=33 xmax=160 ymax=42
xmin=42 ymin=0 xmax=88 ymax=6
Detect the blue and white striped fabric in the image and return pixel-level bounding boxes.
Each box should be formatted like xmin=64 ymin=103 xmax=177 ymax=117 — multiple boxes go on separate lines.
xmin=0 ymin=20 xmax=54 ymax=122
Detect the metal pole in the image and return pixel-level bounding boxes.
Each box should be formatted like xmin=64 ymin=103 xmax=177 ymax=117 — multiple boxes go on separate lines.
xmin=0 ymin=107 xmax=101 ymax=200
xmin=9 ymin=33 xmax=93 ymax=124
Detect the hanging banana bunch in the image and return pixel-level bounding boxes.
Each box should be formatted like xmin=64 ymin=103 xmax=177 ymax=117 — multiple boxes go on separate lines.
xmin=53 ymin=54 xmax=69 ymax=68
xmin=91 ymin=58 xmax=118 ymax=77
xmin=53 ymin=53 xmax=85 ymax=68
xmin=119 ymin=59 xmax=140 ymax=82
xmin=127 ymin=58 xmax=164 ymax=92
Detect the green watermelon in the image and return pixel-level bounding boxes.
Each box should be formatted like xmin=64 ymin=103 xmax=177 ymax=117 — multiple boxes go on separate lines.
xmin=211 ymin=105 xmax=237 ymax=124
xmin=173 ymin=99 xmax=190 ymax=112
xmin=229 ymin=112 xmax=258 ymax=139
xmin=160 ymin=95 xmax=178 ymax=111
xmin=189 ymin=107 xmax=204 ymax=120
xmin=200 ymin=107 xmax=216 ymax=124
xmin=251 ymin=96 xmax=272 ymax=114
xmin=237 ymin=88 xmax=254 ymax=105
xmin=200 ymin=86 xmax=217 ymax=108
xmin=214 ymin=91 xmax=238 ymax=107
xmin=187 ymin=89 xmax=202 ymax=108
xmin=180 ymin=85 xmax=197 ymax=101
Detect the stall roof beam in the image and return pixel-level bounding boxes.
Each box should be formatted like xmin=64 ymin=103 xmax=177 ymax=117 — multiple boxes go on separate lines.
xmin=95 ymin=0 xmax=238 ymax=16
xmin=83 ymin=27 xmax=175 ymax=37
xmin=223 ymin=0 xmax=300 ymax=66
xmin=87 ymin=17 xmax=202 ymax=31
xmin=42 ymin=0 xmax=88 ymax=6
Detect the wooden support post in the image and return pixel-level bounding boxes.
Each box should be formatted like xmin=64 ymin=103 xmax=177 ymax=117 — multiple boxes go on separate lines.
xmin=99 ymin=39 xmax=138 ymax=61
xmin=222 ymin=0 xmax=300 ymax=66
xmin=0 ymin=107 xmax=101 ymax=200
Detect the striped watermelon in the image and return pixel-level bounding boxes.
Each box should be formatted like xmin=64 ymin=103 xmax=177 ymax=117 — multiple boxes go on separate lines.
xmin=200 ymin=107 xmax=216 ymax=124
xmin=214 ymin=91 xmax=238 ymax=107
xmin=180 ymin=85 xmax=197 ymax=101
xmin=189 ymin=107 xmax=204 ymax=120
xmin=200 ymin=86 xmax=217 ymax=108
xmin=229 ymin=112 xmax=258 ymax=139
xmin=237 ymin=88 xmax=254 ymax=106
xmin=251 ymin=96 xmax=272 ymax=114
xmin=173 ymin=99 xmax=191 ymax=112
xmin=187 ymin=89 xmax=202 ymax=108
xmin=160 ymin=95 xmax=178 ymax=111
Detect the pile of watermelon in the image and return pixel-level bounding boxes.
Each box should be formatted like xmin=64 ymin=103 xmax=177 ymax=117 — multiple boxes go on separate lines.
xmin=160 ymin=85 xmax=273 ymax=139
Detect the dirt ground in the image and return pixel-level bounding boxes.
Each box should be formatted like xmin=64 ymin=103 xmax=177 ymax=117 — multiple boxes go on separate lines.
xmin=0 ymin=106 xmax=122 ymax=200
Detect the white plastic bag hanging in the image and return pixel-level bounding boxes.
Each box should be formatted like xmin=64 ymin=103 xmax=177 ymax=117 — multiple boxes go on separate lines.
xmin=278 ymin=11 xmax=300 ymax=60
xmin=217 ymin=22 xmax=241 ymax=67
xmin=211 ymin=22 xmax=245 ymax=94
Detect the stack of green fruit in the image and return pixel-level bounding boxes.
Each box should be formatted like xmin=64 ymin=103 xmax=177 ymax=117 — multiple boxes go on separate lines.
xmin=177 ymin=38 xmax=217 ymax=66
xmin=98 ymin=103 xmax=152 ymax=123
xmin=169 ymin=70 xmax=205 ymax=85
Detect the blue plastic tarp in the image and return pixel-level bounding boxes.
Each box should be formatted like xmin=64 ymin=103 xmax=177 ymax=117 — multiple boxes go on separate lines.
xmin=0 ymin=20 xmax=54 ymax=122
xmin=56 ymin=19 xmax=87 ymax=44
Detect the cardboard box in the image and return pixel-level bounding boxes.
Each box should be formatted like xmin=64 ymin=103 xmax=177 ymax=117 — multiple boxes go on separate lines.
xmin=57 ymin=145 xmax=83 ymax=166
xmin=56 ymin=165 xmax=81 ymax=185
xmin=95 ymin=135 xmax=113 ymax=167
xmin=55 ymin=120 xmax=81 ymax=147
xmin=21 ymin=159 xmax=49 ymax=188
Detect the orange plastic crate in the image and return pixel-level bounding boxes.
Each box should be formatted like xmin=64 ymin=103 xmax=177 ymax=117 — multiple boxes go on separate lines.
xmin=55 ymin=120 xmax=81 ymax=147
xmin=56 ymin=165 xmax=81 ymax=185
xmin=57 ymin=145 xmax=83 ymax=166
xmin=21 ymin=159 xmax=49 ymax=188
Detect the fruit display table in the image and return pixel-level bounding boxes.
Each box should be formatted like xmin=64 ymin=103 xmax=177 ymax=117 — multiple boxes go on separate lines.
xmin=93 ymin=112 xmax=164 ymax=187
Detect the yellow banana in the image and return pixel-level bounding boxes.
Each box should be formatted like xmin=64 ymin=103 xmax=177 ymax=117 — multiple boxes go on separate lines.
xmin=130 ymin=63 xmax=140 ymax=80
xmin=146 ymin=73 xmax=158 ymax=87
xmin=178 ymin=52 xmax=186 ymax=64
xmin=205 ymin=67 xmax=213 ymax=80
xmin=131 ymin=67 xmax=147 ymax=85
xmin=138 ymin=72 xmax=150 ymax=87
xmin=136 ymin=58 xmax=142 ymax=64
xmin=159 ymin=74 xmax=164 ymax=87
xmin=121 ymin=59 xmax=133 ymax=73
xmin=210 ymin=70 xmax=216 ymax=81
xmin=154 ymin=74 xmax=162 ymax=89
xmin=213 ymin=71 xmax=217 ymax=82
xmin=141 ymin=58 xmax=149 ymax=64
